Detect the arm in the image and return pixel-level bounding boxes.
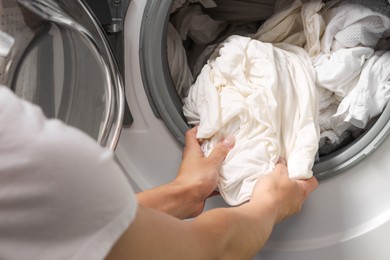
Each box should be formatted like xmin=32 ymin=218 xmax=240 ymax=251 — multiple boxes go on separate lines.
xmin=106 ymin=162 xmax=318 ymax=260
xmin=137 ymin=127 xmax=235 ymax=219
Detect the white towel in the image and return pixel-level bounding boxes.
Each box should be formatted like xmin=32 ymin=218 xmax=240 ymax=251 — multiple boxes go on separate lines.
xmin=321 ymin=3 xmax=390 ymax=53
xmin=183 ymin=35 xmax=319 ymax=205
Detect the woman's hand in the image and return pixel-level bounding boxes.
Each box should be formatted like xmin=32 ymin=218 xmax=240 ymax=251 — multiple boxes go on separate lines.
xmin=137 ymin=127 xmax=234 ymax=219
xmin=251 ymin=159 xmax=318 ymax=224
xmin=173 ymin=127 xmax=235 ymax=217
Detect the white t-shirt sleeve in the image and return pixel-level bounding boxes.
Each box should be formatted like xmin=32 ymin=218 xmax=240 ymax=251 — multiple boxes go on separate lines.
xmin=0 ymin=86 xmax=138 ymax=260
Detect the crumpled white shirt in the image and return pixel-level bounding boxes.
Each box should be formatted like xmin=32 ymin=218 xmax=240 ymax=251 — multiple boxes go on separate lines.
xmin=253 ymin=0 xmax=390 ymax=153
xmin=314 ymin=46 xmax=374 ymax=97
xmin=317 ymin=3 xmax=390 ymax=134
xmin=330 ymin=50 xmax=390 ymax=134
xmin=183 ymin=35 xmax=319 ymax=205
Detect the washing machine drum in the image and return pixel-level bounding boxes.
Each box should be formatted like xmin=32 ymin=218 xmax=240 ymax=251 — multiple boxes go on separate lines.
xmin=0 ymin=0 xmax=124 ymax=149
xmin=140 ymin=0 xmax=390 ymax=181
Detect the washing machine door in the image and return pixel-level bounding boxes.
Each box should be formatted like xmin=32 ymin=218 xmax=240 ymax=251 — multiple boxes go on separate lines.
xmin=0 ymin=0 xmax=125 ymax=149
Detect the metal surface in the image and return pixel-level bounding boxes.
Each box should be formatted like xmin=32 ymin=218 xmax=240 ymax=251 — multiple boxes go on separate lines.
xmin=85 ymin=0 xmax=134 ymax=127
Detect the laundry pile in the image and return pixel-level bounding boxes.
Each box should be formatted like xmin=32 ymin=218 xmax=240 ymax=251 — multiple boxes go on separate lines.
xmin=169 ymin=0 xmax=390 ymax=205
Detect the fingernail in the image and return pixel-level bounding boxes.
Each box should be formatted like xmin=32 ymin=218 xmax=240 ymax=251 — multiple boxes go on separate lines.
xmin=222 ymin=135 xmax=235 ymax=148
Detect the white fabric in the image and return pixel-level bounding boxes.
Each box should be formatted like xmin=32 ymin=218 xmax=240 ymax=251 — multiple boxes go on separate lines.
xmin=321 ymin=3 xmax=390 ymax=53
xmin=167 ymin=23 xmax=194 ymax=98
xmin=252 ymin=0 xmax=390 ymax=152
xmin=314 ymin=46 xmax=374 ymax=97
xmin=253 ymin=0 xmax=304 ymax=44
xmin=0 ymin=86 xmax=137 ymax=260
xmin=190 ymin=22 xmax=259 ymax=78
xmin=183 ymin=35 xmax=319 ymax=205
xmin=330 ymin=51 xmax=390 ymax=134
xmin=171 ymin=5 xmax=227 ymax=45
xmin=253 ymin=0 xmax=325 ymax=59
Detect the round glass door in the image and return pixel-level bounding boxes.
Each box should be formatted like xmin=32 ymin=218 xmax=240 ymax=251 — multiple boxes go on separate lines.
xmin=0 ymin=0 xmax=124 ymax=149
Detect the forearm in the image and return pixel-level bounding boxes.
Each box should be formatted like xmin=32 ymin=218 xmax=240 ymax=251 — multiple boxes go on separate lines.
xmin=190 ymin=198 xmax=278 ymax=259
xmin=136 ymin=181 xmax=201 ymax=219
xmin=107 ymin=198 xmax=279 ymax=260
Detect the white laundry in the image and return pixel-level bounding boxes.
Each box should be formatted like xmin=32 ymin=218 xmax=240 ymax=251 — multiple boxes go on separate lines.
xmin=312 ymin=2 xmax=390 ymax=151
xmin=253 ymin=0 xmax=304 ymax=44
xmin=316 ymin=86 xmax=358 ymax=156
xmin=253 ymin=0 xmax=325 ymax=59
xmin=331 ymin=50 xmax=390 ymax=134
xmin=252 ymin=0 xmax=390 ymax=152
xmin=190 ymin=22 xmax=259 ymax=78
xmin=314 ymin=46 xmax=374 ymax=97
xmin=183 ymin=35 xmax=319 ymax=205
xmin=317 ymin=87 xmax=339 ymax=131
xmin=171 ymin=5 xmax=227 ymax=45
xmin=321 ymin=3 xmax=390 ymax=53
xmin=167 ymin=23 xmax=194 ymax=98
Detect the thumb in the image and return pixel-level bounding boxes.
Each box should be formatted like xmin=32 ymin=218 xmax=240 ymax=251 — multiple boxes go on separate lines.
xmin=299 ymin=176 xmax=319 ymax=198
xmin=183 ymin=126 xmax=203 ymax=158
xmin=207 ymin=135 xmax=235 ymax=166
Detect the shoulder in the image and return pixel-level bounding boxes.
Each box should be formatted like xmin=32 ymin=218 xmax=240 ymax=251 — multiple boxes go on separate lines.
xmin=0 ymin=86 xmax=138 ymax=260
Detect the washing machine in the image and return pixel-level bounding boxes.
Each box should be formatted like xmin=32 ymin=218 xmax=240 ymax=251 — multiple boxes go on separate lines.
xmin=2 ymin=0 xmax=390 ymax=259
xmin=119 ymin=1 xmax=390 ymax=259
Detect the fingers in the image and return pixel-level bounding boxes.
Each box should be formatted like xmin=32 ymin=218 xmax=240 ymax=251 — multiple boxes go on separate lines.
xmin=183 ymin=127 xmax=203 ymax=158
xmin=206 ymin=135 xmax=235 ymax=166
xmin=184 ymin=126 xmax=235 ymax=164
xmin=298 ymin=176 xmax=319 ymax=198
xmin=273 ymin=158 xmax=288 ymax=175
xmin=277 ymin=157 xmax=287 ymax=166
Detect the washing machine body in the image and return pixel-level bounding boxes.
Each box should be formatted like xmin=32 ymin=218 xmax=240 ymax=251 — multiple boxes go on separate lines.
xmin=118 ymin=0 xmax=390 ymax=259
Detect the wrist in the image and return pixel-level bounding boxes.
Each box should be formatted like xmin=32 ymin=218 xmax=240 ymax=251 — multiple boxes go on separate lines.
xmin=170 ymin=179 xmax=205 ymax=217
xmin=246 ymin=194 xmax=280 ymax=224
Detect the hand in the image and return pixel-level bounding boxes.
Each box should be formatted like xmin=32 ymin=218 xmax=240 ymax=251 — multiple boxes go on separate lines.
xmin=174 ymin=127 xmax=235 ymax=217
xmin=251 ymin=159 xmax=318 ymax=224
